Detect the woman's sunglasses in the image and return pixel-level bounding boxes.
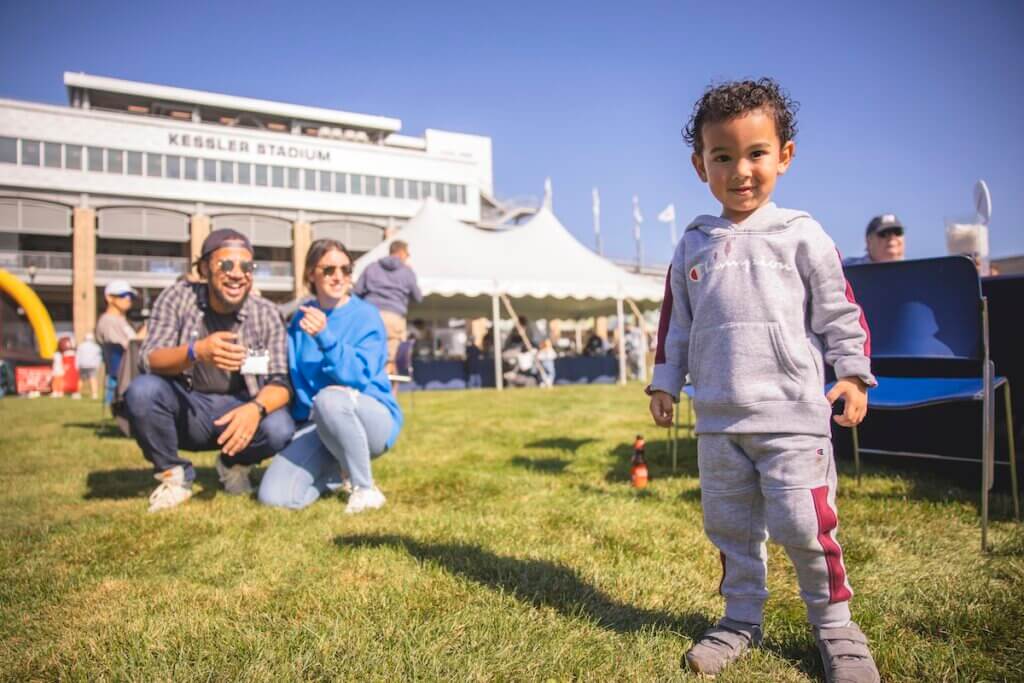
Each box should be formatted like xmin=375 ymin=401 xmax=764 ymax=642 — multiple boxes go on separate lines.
xmin=319 ymin=264 xmax=353 ymax=277
xmin=215 ymin=258 xmax=257 ymax=275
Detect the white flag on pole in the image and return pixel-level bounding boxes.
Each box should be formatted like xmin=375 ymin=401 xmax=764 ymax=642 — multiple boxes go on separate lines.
xmin=657 ymin=203 xmax=675 ymax=223
xmin=632 ymin=195 xmax=643 ymax=225
xmin=592 ymin=188 xmax=600 ymax=220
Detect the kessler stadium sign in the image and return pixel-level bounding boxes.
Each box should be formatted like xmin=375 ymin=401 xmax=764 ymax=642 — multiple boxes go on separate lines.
xmin=167 ymin=132 xmax=331 ymax=162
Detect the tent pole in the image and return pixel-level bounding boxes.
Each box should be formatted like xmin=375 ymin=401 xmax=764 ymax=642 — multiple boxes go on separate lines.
xmin=616 ymin=297 xmax=626 ymax=385
xmin=492 ymin=293 xmax=503 ymax=391
xmin=626 ymin=298 xmax=649 ymax=382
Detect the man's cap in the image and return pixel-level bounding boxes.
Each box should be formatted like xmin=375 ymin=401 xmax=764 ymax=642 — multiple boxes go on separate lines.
xmin=104 ymin=280 xmax=138 ymax=297
xmin=866 ymin=214 xmax=904 ymax=237
xmin=199 ymin=228 xmax=253 ymax=260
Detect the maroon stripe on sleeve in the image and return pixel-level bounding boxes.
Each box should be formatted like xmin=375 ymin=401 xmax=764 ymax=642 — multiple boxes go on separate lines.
xmin=811 ymin=485 xmax=852 ymax=603
xmin=836 ymin=249 xmax=871 ymax=357
xmin=654 ymin=265 xmax=673 ymax=364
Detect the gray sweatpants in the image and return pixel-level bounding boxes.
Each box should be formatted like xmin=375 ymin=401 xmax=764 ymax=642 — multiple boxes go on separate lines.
xmin=698 ymin=433 xmax=852 ymax=628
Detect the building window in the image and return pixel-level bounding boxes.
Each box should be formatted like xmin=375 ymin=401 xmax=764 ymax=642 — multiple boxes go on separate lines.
xmin=107 ymin=149 xmax=124 ymax=174
xmin=21 ymin=140 xmax=40 ymax=166
xmin=219 ymin=160 xmax=234 ymax=183
xmin=334 ymin=172 xmax=347 ymax=193
xmin=394 ymin=178 xmax=405 ymax=199
xmin=203 ymin=159 xmax=216 ymax=182
xmin=255 ymin=164 xmax=268 ymax=186
xmin=88 ymin=146 xmax=104 ymax=172
xmin=434 ymin=183 xmax=445 ymax=201
xmin=421 ymin=181 xmax=432 ymax=198
xmin=166 ymin=155 xmax=181 ymax=179
xmin=238 ymin=163 xmax=251 ymax=185
xmin=0 ymin=137 xmax=16 ymax=164
xmin=380 ymin=177 xmax=391 ymax=197
xmin=447 ymin=184 xmax=459 ymax=203
xmin=319 ymin=170 xmax=332 ymax=192
xmin=271 ymin=166 xmax=284 ymax=188
xmin=408 ymin=179 xmax=419 ymax=200
xmin=365 ymin=176 xmax=377 ymax=196
xmin=44 ymin=142 xmax=61 ymax=168
xmin=65 ymin=144 xmax=83 ymax=170
xmin=126 ymin=151 xmax=143 ymax=175
xmin=304 ymin=168 xmax=316 ymax=191
xmin=146 ymin=153 xmax=163 ymax=177
xmin=350 ymin=174 xmax=363 ymax=194
xmin=458 ymin=185 xmax=467 ymax=204
xmin=287 ymin=167 xmax=300 ymax=189
xmin=184 ymin=157 xmax=198 ymax=180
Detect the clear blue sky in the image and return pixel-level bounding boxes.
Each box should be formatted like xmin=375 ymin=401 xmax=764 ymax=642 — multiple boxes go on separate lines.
xmin=2 ymin=1 xmax=1022 ymax=263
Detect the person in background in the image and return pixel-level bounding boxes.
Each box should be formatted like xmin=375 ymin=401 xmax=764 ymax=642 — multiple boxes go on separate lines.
xmin=124 ymin=229 xmax=295 ymax=512
xmin=95 ymin=279 xmax=143 ymax=404
xmin=50 ymin=338 xmax=66 ymax=398
xmin=76 ymin=333 xmax=102 ymax=399
xmin=259 ymin=239 xmax=403 ymax=513
xmin=354 ymin=240 xmax=423 ymax=390
xmin=843 ymin=214 xmax=905 ymax=265
xmin=537 ymin=338 xmax=557 ymax=388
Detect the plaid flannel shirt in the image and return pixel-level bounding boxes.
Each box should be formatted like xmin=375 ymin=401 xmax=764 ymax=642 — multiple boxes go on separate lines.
xmin=140 ymin=280 xmax=290 ymax=398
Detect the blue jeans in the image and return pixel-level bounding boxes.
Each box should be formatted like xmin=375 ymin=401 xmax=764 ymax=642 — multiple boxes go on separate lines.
xmin=258 ymin=387 xmax=393 ymax=510
xmin=125 ymin=374 xmax=295 ymax=482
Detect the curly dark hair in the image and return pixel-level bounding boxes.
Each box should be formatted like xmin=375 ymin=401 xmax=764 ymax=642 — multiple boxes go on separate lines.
xmin=683 ymin=78 xmax=799 ymax=156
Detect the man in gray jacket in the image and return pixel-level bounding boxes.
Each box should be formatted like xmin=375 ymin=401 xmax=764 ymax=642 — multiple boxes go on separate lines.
xmin=354 ymin=240 xmax=423 ymax=384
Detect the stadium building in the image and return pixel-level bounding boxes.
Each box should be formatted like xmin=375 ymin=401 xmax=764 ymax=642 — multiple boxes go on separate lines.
xmin=0 ymin=72 xmax=501 ymax=344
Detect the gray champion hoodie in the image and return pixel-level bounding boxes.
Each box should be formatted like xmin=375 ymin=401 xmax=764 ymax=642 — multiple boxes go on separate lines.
xmin=650 ymin=202 xmax=875 ymax=436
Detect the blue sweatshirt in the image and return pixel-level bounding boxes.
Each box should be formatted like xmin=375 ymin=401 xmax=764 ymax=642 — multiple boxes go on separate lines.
xmin=288 ymin=295 xmax=403 ymax=448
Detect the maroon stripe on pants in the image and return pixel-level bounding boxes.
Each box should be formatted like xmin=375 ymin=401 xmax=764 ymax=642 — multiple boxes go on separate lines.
xmin=811 ymin=485 xmax=852 ymax=603
xmin=654 ymin=265 xmax=673 ymax=364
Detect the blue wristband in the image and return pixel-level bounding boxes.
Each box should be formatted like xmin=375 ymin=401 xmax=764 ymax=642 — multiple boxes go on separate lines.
xmin=187 ymin=341 xmax=196 ymax=363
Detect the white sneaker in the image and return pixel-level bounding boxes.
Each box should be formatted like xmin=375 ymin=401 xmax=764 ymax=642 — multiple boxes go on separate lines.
xmin=344 ymin=486 xmax=386 ymax=514
xmin=148 ymin=466 xmax=193 ymax=513
xmin=216 ymin=455 xmax=253 ymax=495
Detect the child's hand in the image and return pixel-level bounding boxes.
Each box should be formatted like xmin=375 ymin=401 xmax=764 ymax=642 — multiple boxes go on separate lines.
xmin=826 ymin=377 xmax=868 ymax=427
xmin=649 ymin=391 xmax=675 ymax=428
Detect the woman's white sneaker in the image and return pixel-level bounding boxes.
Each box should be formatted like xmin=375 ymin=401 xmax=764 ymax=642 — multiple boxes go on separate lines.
xmin=148 ymin=466 xmax=193 ymax=513
xmin=345 ymin=486 xmax=386 ymax=514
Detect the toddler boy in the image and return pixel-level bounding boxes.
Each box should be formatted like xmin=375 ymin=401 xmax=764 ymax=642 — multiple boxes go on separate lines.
xmin=648 ymin=79 xmax=879 ymax=682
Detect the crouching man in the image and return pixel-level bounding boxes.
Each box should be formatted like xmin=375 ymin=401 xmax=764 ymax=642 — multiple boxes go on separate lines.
xmin=125 ymin=229 xmax=295 ymax=512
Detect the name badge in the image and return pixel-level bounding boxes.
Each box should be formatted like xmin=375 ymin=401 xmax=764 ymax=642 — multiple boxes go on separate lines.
xmin=241 ymin=352 xmax=270 ymax=375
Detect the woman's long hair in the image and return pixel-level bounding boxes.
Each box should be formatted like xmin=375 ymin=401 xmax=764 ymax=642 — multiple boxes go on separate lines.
xmin=303 ymin=238 xmax=353 ymax=296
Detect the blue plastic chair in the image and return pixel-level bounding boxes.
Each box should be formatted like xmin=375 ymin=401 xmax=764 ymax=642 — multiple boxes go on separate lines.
xmin=100 ymin=342 xmax=124 ymax=407
xmin=842 ymin=256 xmax=1019 ymax=549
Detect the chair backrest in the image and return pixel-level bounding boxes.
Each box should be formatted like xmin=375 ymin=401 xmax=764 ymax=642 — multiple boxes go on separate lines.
xmin=395 ymin=339 xmax=415 ymax=377
xmin=844 ymin=256 xmax=983 ymax=361
xmin=100 ymin=342 xmax=125 ymax=375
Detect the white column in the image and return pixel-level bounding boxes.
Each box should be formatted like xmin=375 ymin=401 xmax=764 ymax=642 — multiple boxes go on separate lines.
xmin=492 ymin=293 xmax=503 ymax=391
xmin=616 ymin=298 xmax=626 ymax=385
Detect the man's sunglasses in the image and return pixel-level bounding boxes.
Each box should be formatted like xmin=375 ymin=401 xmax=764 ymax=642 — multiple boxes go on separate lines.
xmin=215 ymin=258 xmax=257 ymax=275
xmin=875 ymin=227 xmax=904 ymax=239
xmin=319 ymin=264 xmax=353 ymax=277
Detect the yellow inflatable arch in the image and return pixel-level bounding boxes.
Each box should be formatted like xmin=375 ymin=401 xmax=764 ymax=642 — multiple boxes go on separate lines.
xmin=0 ymin=268 xmax=57 ymax=359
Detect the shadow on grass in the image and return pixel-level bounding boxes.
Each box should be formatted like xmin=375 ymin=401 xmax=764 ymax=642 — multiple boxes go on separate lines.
xmin=524 ymin=437 xmax=597 ymax=454
xmin=604 ymin=436 xmax=699 ymax=484
xmin=335 ymin=533 xmax=712 ymax=636
xmin=509 ymin=456 xmax=571 ymax=473
xmin=63 ymin=420 xmax=129 ymax=439
xmin=84 ymin=466 xmax=219 ymax=500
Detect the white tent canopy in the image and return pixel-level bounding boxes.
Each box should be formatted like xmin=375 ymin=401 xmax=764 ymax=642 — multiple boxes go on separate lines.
xmin=352 ymin=198 xmax=663 ymax=319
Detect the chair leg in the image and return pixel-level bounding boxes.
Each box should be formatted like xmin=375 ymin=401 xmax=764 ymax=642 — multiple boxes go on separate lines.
xmin=852 ymin=425 xmax=861 ymax=485
xmin=1005 ymin=383 xmax=1019 ymax=522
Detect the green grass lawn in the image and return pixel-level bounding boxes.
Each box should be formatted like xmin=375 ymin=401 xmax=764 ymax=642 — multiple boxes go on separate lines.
xmin=1 ymin=384 xmax=1022 ymax=681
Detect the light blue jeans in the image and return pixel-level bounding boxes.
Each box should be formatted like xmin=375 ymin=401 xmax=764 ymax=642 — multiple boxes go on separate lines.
xmin=258 ymin=387 xmax=393 ymax=510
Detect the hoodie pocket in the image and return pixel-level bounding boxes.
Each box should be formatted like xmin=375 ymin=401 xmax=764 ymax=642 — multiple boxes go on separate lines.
xmin=691 ymin=322 xmax=802 ymax=405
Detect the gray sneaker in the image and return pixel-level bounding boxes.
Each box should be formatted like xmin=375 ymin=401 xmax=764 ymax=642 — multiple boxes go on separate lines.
xmin=814 ymin=622 xmax=880 ymax=683
xmin=684 ymin=617 xmax=763 ymax=676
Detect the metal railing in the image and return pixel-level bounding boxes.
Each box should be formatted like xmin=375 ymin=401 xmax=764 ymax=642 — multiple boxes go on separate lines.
xmin=96 ymin=254 xmax=189 ymax=275
xmin=0 ymin=250 xmax=73 ymax=270
xmin=254 ymin=261 xmax=293 ymax=279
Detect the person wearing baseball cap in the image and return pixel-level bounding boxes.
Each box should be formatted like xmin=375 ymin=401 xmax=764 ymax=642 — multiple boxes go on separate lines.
xmin=123 ymin=227 xmax=295 ymax=512
xmin=844 ymin=214 xmax=906 ymax=265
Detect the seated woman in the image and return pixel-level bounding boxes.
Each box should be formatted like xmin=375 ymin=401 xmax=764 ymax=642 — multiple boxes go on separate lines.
xmin=258 ymin=239 xmax=403 ymax=513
